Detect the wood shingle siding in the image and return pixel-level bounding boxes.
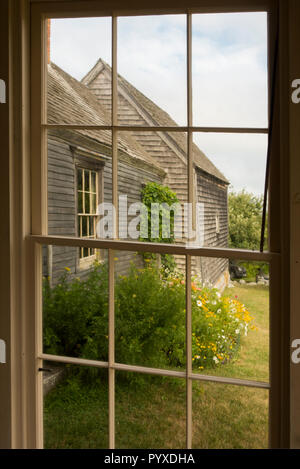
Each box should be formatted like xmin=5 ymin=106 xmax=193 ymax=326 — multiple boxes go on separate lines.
xmin=46 ymin=60 xmax=229 ymax=288
xmin=46 ymin=132 xmax=163 ymax=283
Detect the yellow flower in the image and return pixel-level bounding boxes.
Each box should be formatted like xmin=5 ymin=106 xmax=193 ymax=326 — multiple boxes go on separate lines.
xmin=64 ymin=267 xmax=71 ymax=272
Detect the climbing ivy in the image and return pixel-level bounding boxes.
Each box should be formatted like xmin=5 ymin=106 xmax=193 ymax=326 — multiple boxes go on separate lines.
xmin=140 ymin=182 xmax=179 ymax=273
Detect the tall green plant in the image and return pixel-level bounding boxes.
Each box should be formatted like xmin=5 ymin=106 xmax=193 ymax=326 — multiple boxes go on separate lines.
xmin=140 ymin=182 xmax=179 ymax=244
xmin=43 ymin=263 xmax=255 ymax=377
xmin=140 ymin=182 xmax=179 ymax=273
xmin=43 ymin=262 xmax=109 ymax=359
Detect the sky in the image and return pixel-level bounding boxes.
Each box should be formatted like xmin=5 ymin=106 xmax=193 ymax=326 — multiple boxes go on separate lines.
xmin=50 ymin=12 xmax=268 ymax=196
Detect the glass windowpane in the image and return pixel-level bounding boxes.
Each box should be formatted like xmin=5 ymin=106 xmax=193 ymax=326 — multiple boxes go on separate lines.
xmin=91 ymin=172 xmax=96 ymax=193
xmin=77 ymin=168 xmax=83 ymax=191
xmin=85 ymin=193 xmax=90 ymax=214
xmin=82 ymin=216 xmax=87 ymax=237
xmin=84 ymin=170 xmax=90 ymax=192
xmin=78 ymin=191 xmax=83 ymax=214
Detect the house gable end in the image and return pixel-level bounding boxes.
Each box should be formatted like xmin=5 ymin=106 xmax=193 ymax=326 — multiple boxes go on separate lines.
xmin=82 ymin=60 xmax=228 ymax=186
xmin=83 ymin=61 xmax=189 ymax=166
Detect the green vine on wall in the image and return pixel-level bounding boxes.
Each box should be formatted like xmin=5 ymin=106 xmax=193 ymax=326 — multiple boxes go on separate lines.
xmin=140 ymin=182 xmax=179 ymax=273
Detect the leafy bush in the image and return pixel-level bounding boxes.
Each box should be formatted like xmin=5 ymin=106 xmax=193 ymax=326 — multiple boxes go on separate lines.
xmin=190 ymin=277 xmax=256 ymax=370
xmin=140 ymin=182 xmax=179 ymax=245
xmin=43 ymin=261 xmax=185 ymax=368
xmin=140 ymin=182 xmax=179 ymax=273
xmin=43 ymin=262 xmax=256 ymax=377
xmin=43 ymin=262 xmax=108 ymax=360
xmin=238 ymin=261 xmax=269 ymax=283
xmin=115 ymin=263 xmax=185 ymax=368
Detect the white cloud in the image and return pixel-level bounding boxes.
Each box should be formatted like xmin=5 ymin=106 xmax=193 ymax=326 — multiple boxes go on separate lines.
xmin=194 ymin=133 xmax=268 ymax=195
xmin=192 ymin=13 xmax=268 ymax=128
xmin=50 ymin=12 xmax=268 ymax=195
xmin=118 ymin=15 xmax=187 ymax=125
xmin=50 ymin=17 xmax=112 ymax=79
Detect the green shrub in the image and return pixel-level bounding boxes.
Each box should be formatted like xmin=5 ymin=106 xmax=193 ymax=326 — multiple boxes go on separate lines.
xmin=43 ymin=262 xmax=108 ymax=360
xmin=238 ymin=261 xmax=269 ymax=283
xmin=43 ymin=263 xmax=256 ymax=378
xmin=115 ymin=263 xmax=186 ymax=368
xmin=140 ymin=182 xmax=179 ymax=274
xmin=140 ymin=182 xmax=179 ymax=244
xmin=43 ymin=261 xmax=186 ymax=369
xmin=190 ymin=277 xmax=256 ymax=370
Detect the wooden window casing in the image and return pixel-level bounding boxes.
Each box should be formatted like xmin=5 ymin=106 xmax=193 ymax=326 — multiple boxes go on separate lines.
xmin=72 ymin=147 xmax=106 ymax=267
xmin=27 ymin=0 xmax=289 ymax=450
xmin=77 ymin=167 xmax=98 ymax=261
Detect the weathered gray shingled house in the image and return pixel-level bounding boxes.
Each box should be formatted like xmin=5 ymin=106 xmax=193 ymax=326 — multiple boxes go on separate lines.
xmin=45 ymin=60 xmax=230 ymax=289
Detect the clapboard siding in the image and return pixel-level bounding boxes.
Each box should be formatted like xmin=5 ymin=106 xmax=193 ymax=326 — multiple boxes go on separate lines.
xmin=46 ymin=133 xmax=164 ymax=284
xmin=197 ymin=170 xmax=228 ymax=249
xmin=87 ymin=73 xmax=186 ymax=214
xmin=48 ymin=137 xmax=76 ymax=243
xmin=47 ymin=137 xmax=76 ymax=282
xmin=88 ymin=71 xmax=111 ymax=115
xmin=46 ymin=61 xmax=229 ymax=290
xmin=196 ymin=170 xmax=228 ymax=286
xmin=86 ymin=68 xmax=229 ymax=286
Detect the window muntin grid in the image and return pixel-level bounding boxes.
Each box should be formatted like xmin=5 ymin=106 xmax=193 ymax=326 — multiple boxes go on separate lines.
xmin=30 ymin=1 xmax=281 ymax=449
xmin=77 ymin=167 xmax=98 ymax=259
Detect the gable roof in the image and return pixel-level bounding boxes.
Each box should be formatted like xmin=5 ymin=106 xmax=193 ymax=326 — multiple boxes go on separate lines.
xmin=82 ymin=59 xmax=229 ymax=185
xmin=47 ymin=63 xmax=166 ymax=177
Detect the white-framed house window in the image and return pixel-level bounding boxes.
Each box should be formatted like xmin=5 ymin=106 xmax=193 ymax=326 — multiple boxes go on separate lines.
xmin=72 ymin=147 xmax=106 ymax=269
xmin=26 ymin=0 xmax=289 ymax=450
xmin=77 ymin=167 xmax=97 ymax=263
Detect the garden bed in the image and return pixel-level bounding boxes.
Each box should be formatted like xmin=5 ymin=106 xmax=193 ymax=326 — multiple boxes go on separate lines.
xmin=43 ymin=261 xmax=255 ymax=372
xmin=43 ymin=263 xmax=269 ymax=448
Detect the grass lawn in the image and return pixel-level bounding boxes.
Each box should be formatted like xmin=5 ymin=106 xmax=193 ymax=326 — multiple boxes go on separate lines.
xmin=44 ymin=284 xmax=269 ymax=449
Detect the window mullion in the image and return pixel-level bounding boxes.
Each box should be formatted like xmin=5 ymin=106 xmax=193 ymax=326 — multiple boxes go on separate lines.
xmin=187 ymin=12 xmax=195 ymax=239
xmin=43 ymin=123 xmax=269 ymax=134
xmin=29 ymin=234 xmax=277 ymax=262
xmin=112 ymin=14 xmax=118 ymax=241
xmin=109 ymin=13 xmax=118 ymax=450
xmin=186 ymin=12 xmax=193 ymax=449
xmin=108 ymin=248 xmax=115 ymax=449
xmin=186 ymin=254 xmax=193 ymax=449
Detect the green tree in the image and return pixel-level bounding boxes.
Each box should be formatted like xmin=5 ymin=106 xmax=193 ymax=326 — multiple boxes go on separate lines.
xmin=228 ymin=190 xmax=266 ymax=250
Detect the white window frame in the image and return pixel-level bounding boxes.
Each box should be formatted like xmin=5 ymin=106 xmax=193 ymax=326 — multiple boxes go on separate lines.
xmin=76 ymin=166 xmax=98 ymax=266
xmin=27 ymin=0 xmax=289 ymax=450
xmin=72 ymin=146 xmax=106 ymax=269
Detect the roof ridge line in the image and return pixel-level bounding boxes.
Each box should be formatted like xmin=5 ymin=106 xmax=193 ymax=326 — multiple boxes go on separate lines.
xmin=81 ymin=58 xmax=229 ymax=184
xmin=48 ymin=62 xmax=165 ymax=174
